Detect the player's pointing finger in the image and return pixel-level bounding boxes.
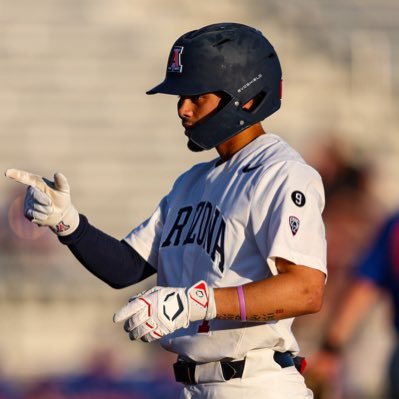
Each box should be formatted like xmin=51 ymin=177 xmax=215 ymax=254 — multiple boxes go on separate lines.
xmin=113 ymin=301 xmax=143 ymax=324
xmin=5 ymin=168 xmax=47 ymax=191
xmin=113 ymin=305 xmax=131 ymax=323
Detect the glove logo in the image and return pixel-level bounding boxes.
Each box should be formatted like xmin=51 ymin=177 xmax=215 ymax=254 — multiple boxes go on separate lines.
xmin=195 ymin=290 xmax=204 ymax=298
xmin=163 ymin=292 xmax=184 ymax=321
xmin=189 ymin=281 xmax=208 ymax=309
xmin=55 ymin=221 xmax=70 ymax=233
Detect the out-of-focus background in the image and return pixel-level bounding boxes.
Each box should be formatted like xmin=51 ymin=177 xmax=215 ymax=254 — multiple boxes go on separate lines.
xmin=0 ymin=0 xmax=398 ymax=398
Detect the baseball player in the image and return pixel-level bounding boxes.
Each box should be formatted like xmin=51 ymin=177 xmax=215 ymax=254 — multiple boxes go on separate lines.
xmin=5 ymin=23 xmax=327 ymax=399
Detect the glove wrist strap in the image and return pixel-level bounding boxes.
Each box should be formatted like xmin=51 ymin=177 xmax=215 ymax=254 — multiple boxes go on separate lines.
xmin=187 ymin=281 xmax=216 ymax=322
xmin=50 ymin=206 xmax=80 ymax=236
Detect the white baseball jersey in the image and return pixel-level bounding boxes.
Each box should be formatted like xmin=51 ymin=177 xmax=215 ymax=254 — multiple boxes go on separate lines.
xmin=124 ymin=133 xmax=327 ymax=362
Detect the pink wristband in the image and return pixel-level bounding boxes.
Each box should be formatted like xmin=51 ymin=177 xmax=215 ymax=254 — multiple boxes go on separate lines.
xmin=237 ymin=285 xmax=247 ymax=321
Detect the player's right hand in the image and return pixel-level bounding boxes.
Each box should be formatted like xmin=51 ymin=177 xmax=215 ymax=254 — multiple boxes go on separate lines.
xmin=5 ymin=168 xmax=79 ymax=236
xmin=113 ymin=280 xmax=217 ymax=343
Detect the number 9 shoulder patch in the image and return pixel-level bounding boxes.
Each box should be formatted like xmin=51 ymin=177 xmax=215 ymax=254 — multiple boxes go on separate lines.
xmin=291 ymin=191 xmax=306 ymax=207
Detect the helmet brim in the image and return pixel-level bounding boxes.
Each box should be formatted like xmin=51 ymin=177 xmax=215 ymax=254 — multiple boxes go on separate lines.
xmin=146 ymin=78 xmax=218 ymax=96
xmin=146 ymin=80 xmax=177 ymax=95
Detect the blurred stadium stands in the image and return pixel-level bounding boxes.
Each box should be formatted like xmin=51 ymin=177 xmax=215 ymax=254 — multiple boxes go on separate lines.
xmin=0 ymin=0 xmax=398 ymax=398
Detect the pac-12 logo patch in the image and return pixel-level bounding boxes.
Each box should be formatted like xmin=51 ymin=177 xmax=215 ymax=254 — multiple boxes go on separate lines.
xmin=168 ymin=46 xmax=184 ymax=73
xmin=289 ymin=216 xmax=300 ymax=236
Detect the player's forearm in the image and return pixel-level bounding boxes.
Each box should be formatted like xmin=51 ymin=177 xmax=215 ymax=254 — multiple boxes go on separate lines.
xmin=59 ymin=214 xmax=156 ymax=288
xmin=214 ymin=264 xmax=325 ymax=322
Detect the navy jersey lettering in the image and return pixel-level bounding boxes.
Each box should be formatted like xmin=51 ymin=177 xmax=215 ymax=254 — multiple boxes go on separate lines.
xmin=161 ymin=201 xmax=225 ymax=271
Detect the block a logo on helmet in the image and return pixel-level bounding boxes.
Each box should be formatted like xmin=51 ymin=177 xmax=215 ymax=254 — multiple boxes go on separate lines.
xmin=167 ymin=46 xmax=184 ymax=73
xmin=146 ymin=22 xmax=282 ymax=151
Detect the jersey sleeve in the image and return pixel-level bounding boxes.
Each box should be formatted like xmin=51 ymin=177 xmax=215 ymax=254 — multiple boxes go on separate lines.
xmin=122 ymin=163 xmax=210 ymax=270
xmin=123 ymin=195 xmax=169 ymax=269
xmin=250 ymin=161 xmax=327 ymax=276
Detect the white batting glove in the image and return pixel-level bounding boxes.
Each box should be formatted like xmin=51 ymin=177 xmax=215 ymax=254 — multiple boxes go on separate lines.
xmin=5 ymin=168 xmax=79 ymax=236
xmin=113 ymin=280 xmax=216 ymax=343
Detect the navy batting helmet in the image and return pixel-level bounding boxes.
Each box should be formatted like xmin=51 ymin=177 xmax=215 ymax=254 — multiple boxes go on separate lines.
xmin=147 ymin=22 xmax=282 ymax=151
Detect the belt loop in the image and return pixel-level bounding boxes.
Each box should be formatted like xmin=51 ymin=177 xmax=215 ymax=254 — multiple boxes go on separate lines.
xmin=174 ymin=360 xmax=196 ymax=384
xmin=221 ymin=359 xmax=246 ymax=381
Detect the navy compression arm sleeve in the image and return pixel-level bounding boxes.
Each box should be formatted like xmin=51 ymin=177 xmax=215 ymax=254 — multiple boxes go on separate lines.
xmin=58 ymin=214 xmax=156 ymax=289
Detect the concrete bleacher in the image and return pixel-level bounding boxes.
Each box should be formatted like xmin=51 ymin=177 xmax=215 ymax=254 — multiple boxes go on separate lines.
xmin=0 ymin=0 xmax=398 ymax=390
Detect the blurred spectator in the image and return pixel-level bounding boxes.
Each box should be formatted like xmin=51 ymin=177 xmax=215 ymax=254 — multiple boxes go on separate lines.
xmin=0 ymin=349 xmax=181 ymax=398
xmin=292 ymin=136 xmax=387 ymax=397
xmin=306 ymin=212 xmax=399 ymax=399
xmin=0 ymin=364 xmax=20 ymax=399
xmin=294 ymin=137 xmax=385 ymax=334
xmin=61 ymin=349 xmax=133 ymax=398
xmin=58 ymin=349 xmax=180 ymax=399
xmin=308 ymin=137 xmax=384 ymax=283
xmin=23 ymin=379 xmax=64 ymax=399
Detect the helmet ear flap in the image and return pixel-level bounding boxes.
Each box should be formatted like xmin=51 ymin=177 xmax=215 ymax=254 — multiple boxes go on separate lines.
xmin=187 ymin=140 xmax=204 ymax=152
xmin=186 ymin=91 xmax=231 ymax=153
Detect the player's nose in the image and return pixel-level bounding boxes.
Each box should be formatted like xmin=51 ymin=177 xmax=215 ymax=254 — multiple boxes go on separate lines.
xmin=177 ymin=97 xmax=194 ymax=119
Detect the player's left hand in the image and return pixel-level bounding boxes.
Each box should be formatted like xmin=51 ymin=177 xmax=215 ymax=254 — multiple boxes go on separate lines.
xmin=113 ymin=280 xmax=216 ymax=342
